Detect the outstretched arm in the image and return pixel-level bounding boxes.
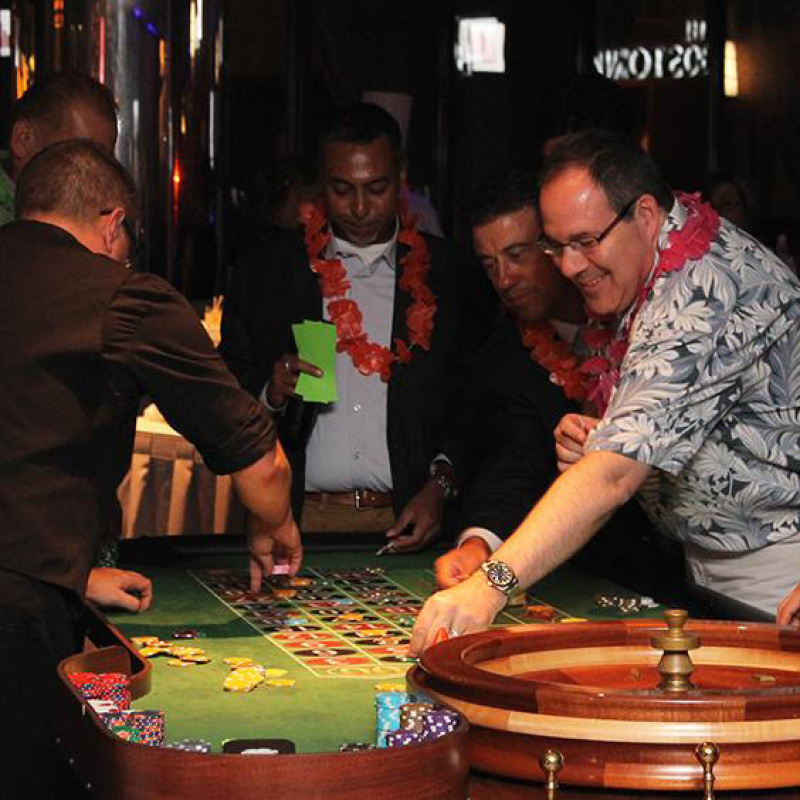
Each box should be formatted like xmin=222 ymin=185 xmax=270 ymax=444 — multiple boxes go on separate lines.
xmin=231 ymin=440 xmax=302 ymax=592
xmin=409 ymin=450 xmax=652 ymax=654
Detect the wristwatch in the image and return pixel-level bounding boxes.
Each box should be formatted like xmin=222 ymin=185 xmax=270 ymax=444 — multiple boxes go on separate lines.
xmin=480 ymin=560 xmax=519 ymax=596
xmin=429 ymin=462 xmax=459 ymax=501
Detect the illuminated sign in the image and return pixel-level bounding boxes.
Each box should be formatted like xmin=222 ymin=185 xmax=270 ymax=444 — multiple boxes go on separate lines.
xmin=455 ymin=16 xmax=505 ymax=75
xmin=594 ymin=44 xmax=708 ymax=80
xmin=0 ymin=10 xmax=11 ymax=58
xmin=594 ymin=18 xmax=708 ymax=81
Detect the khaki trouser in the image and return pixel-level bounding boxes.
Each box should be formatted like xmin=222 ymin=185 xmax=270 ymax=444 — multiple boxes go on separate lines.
xmin=301 ymin=494 xmax=395 ymax=533
xmin=685 ymin=531 xmax=800 ymax=618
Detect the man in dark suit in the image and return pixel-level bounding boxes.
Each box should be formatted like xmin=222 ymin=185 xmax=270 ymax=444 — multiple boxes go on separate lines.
xmin=221 ymin=104 xmax=486 ymax=551
xmin=435 ymin=171 xmax=678 ymax=596
xmin=434 ymin=171 xmax=585 ymax=586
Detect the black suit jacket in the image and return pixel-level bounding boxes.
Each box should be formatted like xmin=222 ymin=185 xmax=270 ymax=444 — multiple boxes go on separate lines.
xmin=455 ymin=313 xmax=578 ymax=539
xmin=220 ymin=226 xmax=484 ymax=521
xmin=455 ymin=313 xmax=683 ymax=598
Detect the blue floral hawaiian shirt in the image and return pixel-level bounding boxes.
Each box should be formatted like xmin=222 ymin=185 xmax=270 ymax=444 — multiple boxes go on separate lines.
xmin=587 ymin=198 xmax=800 ymax=553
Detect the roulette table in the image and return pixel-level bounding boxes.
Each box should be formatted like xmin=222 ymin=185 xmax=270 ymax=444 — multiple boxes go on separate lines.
xmin=52 ymin=535 xmax=796 ymax=799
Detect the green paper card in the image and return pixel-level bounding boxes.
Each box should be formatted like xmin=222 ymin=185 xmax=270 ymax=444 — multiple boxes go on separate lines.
xmin=292 ymin=321 xmax=338 ymax=403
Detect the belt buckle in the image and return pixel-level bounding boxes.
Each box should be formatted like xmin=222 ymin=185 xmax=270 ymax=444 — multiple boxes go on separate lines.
xmin=354 ymin=489 xmax=363 ymax=510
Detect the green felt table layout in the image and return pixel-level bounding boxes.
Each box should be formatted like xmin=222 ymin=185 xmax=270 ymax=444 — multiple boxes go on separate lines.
xmin=108 ymin=547 xmax=665 ymax=755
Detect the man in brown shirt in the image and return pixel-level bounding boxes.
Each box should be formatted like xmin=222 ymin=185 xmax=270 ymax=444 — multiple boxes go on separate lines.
xmin=0 ymin=139 xmax=300 ymax=799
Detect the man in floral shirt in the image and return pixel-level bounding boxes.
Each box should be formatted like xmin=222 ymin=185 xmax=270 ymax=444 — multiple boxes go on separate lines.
xmin=410 ymin=130 xmax=800 ymax=654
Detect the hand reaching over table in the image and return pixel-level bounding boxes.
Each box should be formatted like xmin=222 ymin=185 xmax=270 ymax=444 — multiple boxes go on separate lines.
xmin=434 ymin=536 xmax=491 ymax=589
xmin=248 ymin=510 xmax=303 ymax=591
xmin=408 ymin=570 xmax=507 ymax=656
xmin=231 ymin=440 xmax=302 ymax=591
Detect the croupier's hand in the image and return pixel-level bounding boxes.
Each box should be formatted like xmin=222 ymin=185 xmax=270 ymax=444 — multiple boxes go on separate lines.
xmin=85 ymin=567 xmax=153 ymax=613
xmin=248 ymin=510 xmax=303 ymax=592
xmin=435 ymin=536 xmax=491 ymax=589
xmin=554 ymin=413 xmax=600 ymax=473
xmin=408 ymin=570 xmax=506 ymax=656
xmin=777 ymin=582 xmax=800 ymax=627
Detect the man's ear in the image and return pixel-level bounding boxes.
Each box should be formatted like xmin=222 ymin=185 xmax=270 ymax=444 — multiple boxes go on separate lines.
xmin=634 ymin=193 xmax=662 ymax=241
xmin=99 ymin=207 xmax=126 ymax=256
xmin=9 ymin=118 xmax=37 ymax=170
xmin=397 ymin=158 xmax=408 ymax=189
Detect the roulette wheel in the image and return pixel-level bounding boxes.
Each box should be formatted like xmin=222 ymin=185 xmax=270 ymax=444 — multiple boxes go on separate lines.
xmin=410 ymin=610 xmax=800 ymax=792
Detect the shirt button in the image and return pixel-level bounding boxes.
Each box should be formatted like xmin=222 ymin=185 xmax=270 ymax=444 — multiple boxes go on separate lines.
xmin=353 ymin=404 xmax=362 ymax=412
xmin=353 ymin=451 xmax=361 ymax=460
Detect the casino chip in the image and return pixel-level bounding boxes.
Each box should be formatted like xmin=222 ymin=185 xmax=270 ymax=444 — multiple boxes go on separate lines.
xmin=131 ymin=636 xmax=159 ymax=648
xmin=224 ymin=666 xmax=265 ymax=692
xmin=223 ymin=657 xmax=256 ymax=669
xmin=594 ymin=593 xmax=658 ymax=614
xmin=172 ymin=628 xmax=200 ymax=639
xmin=166 ymin=739 xmax=212 ymax=753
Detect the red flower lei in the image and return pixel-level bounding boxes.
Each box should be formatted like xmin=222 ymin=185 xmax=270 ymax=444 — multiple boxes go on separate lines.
xmin=518 ymin=194 xmax=719 ymax=415
xmin=517 ymin=321 xmax=590 ymax=404
xmin=304 ymin=202 xmax=437 ymax=381
xmin=580 ymin=193 xmax=720 ymax=415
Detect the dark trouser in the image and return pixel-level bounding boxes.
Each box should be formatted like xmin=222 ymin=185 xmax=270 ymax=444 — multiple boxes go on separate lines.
xmin=0 ymin=569 xmax=85 ymax=800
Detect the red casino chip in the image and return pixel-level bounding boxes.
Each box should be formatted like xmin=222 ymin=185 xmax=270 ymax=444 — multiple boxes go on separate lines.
xmin=293 ymin=648 xmax=358 ymax=658
xmin=270 ymin=631 xmax=336 ymax=642
xmin=305 ymin=656 xmax=371 ymax=666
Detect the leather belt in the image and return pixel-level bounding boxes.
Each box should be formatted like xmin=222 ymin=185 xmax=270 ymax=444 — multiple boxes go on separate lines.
xmin=305 ymin=490 xmax=393 ymax=510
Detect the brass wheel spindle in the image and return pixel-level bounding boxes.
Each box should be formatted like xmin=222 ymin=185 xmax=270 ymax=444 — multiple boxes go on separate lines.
xmin=650 ymin=609 xmax=701 ymax=692
xmin=539 ymin=749 xmax=564 ymax=796
xmin=695 ymin=741 xmax=720 ymax=800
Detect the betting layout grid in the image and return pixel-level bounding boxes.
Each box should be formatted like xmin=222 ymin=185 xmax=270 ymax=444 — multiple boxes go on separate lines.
xmin=190 ymin=566 xmax=558 ymax=679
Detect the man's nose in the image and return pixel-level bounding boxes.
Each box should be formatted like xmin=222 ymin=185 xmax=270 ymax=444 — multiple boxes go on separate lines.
xmin=352 ymin=189 xmax=368 ymax=219
xmin=496 ymin=259 xmax=517 ymax=290
xmin=555 ymin=246 xmax=588 ymax=280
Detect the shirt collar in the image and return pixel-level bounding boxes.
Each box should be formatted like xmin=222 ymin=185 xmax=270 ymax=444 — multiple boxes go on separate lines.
xmin=329 ymin=219 xmax=399 ymax=274
xmin=658 ymin=196 xmax=687 ymax=247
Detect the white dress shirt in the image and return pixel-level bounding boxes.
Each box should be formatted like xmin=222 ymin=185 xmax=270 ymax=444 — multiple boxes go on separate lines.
xmin=303 ymin=229 xmax=398 ymax=492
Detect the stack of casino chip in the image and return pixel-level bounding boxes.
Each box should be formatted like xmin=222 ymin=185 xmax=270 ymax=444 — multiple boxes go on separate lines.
xmin=165 ymin=739 xmax=212 ymax=753
xmin=384 ymin=729 xmax=422 ymax=747
xmin=100 ymin=710 xmax=166 ymax=746
xmin=420 ymin=709 xmax=460 ymax=740
xmin=399 ymin=702 xmax=435 ymax=733
xmin=223 ymin=664 xmax=266 ymax=693
xmin=69 ymin=672 xmax=131 ymax=711
xmin=374 ymin=691 xmax=411 ymax=747
xmin=383 ymin=707 xmax=462 ymax=748
xmin=339 ymin=742 xmax=375 ymax=752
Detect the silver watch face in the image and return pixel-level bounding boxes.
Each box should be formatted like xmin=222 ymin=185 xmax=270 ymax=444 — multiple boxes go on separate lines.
xmin=484 ymin=561 xmax=517 ymax=592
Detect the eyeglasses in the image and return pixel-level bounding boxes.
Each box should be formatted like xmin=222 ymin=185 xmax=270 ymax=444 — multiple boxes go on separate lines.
xmin=537 ymin=195 xmax=640 ymax=258
xmin=99 ymin=208 xmax=142 ymax=269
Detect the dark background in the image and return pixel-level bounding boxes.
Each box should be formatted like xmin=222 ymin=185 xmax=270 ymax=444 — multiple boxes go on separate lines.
xmin=1 ymin=0 xmax=799 ymax=298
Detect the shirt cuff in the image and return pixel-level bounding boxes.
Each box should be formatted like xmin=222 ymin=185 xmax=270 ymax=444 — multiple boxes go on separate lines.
xmin=260 ymin=380 xmax=286 ymax=414
xmin=457 ymin=527 xmax=503 ymax=553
